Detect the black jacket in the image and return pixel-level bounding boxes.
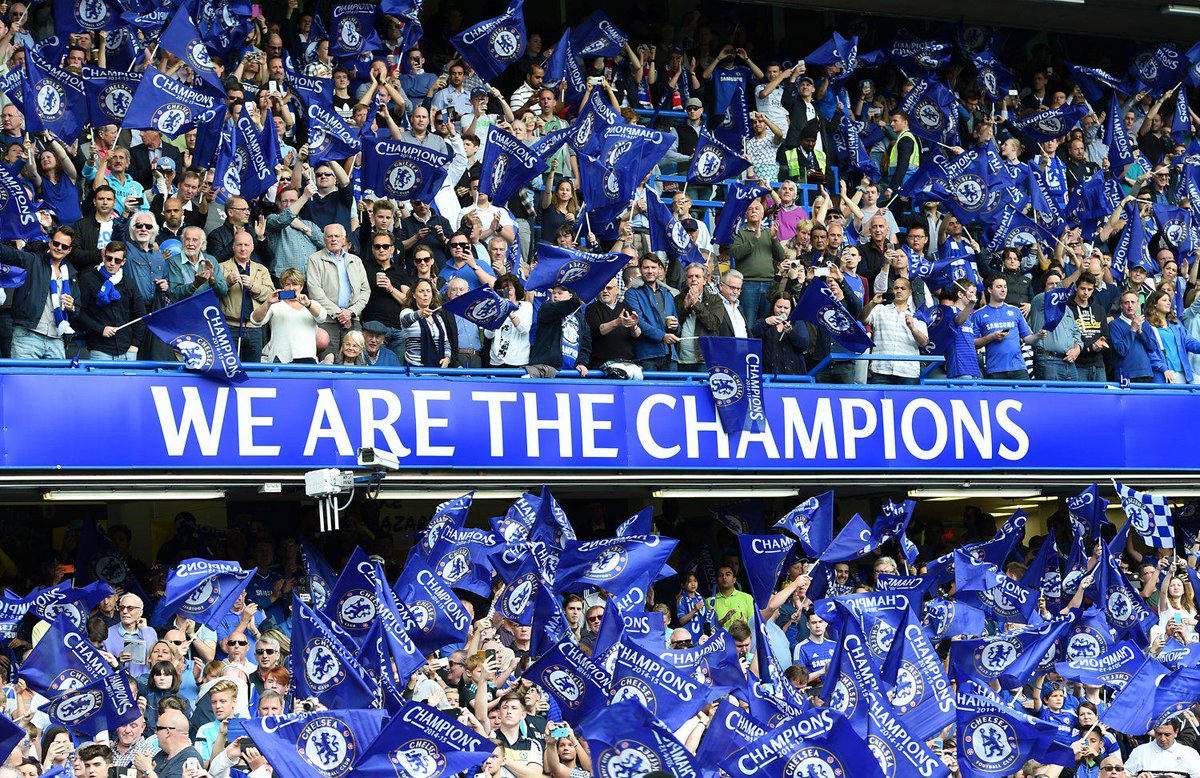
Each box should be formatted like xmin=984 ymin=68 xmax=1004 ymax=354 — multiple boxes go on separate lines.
xmin=70 ymin=213 xmax=127 ymax=270
xmin=0 ymin=244 xmax=83 ymax=332
xmin=128 ymin=144 xmax=184 ymax=190
xmin=529 ymin=298 xmax=591 ymax=369
xmin=75 ymin=267 xmax=148 ymax=355
xmin=752 ymin=317 xmax=810 ymax=375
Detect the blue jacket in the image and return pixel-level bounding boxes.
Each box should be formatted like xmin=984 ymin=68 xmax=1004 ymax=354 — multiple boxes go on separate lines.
xmin=1109 ymin=316 xmax=1159 ymax=380
xmin=624 ymin=282 xmax=678 ymax=362
xmin=1147 ymin=320 xmax=1200 ymax=383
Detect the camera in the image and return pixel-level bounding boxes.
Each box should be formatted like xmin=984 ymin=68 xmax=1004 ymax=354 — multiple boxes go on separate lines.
xmin=358 ymin=446 xmax=400 ymax=471
xmin=299 ymin=697 xmax=320 ymax=712
xmin=881 ymin=292 xmax=895 ymax=304
xmin=813 ymin=266 xmax=830 ymax=278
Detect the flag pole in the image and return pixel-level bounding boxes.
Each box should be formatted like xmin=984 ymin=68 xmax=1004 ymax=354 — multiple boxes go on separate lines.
xmin=111 ymin=313 xmax=149 ymax=333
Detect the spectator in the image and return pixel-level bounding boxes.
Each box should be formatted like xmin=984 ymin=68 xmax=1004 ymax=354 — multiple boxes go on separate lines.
xmin=752 ymin=290 xmax=809 ymax=374
xmin=140 ymin=708 xmax=203 ymax=778
xmin=1029 ymin=270 xmax=1083 ymax=381
xmin=528 ymin=285 xmax=590 ymax=378
xmin=445 ymin=277 xmax=484 ymax=367
xmin=624 ymin=255 xmax=679 ymax=372
xmin=731 ymin=200 xmax=784 ymax=328
xmin=1111 ymin=289 xmax=1159 ymax=383
xmin=399 ymin=199 xmax=453 ymax=267
xmin=1067 ymin=272 xmax=1111 ymax=382
xmin=1 ymin=224 xmax=81 ymax=360
xmin=882 ymin=110 xmax=919 ymax=203
xmin=440 ymin=231 xmax=497 ymax=291
xmin=1145 ymin=288 xmax=1200 ymax=384
xmin=972 ymin=275 xmax=1047 ymax=379
xmin=265 ymin=186 xmax=324 ymax=278
xmin=252 ymin=269 xmax=326 ymax=364
xmin=297 ymin=159 xmax=353 ymax=234
xmin=361 ymin=321 xmax=401 ymax=366
xmin=218 ymin=232 xmax=273 ymax=363
xmin=168 ymin=226 xmax=228 ymax=301
xmin=675 ymin=263 xmax=731 ymax=370
xmin=104 ymin=593 xmax=157 ymax=679
xmin=306 ymin=224 xmax=370 ymax=360
xmin=72 ymin=186 xmax=122 ymax=270
xmin=861 ymin=276 xmax=929 ymax=385
xmin=76 ymin=240 xmax=146 ymax=360
xmin=713 ymin=565 xmax=755 ymax=629
xmin=360 ymin=229 xmax=410 ymax=358
xmin=1124 ymin=721 xmax=1200 ymax=778
xmin=89 ymin=146 xmax=149 ymax=216
xmin=398 ymin=278 xmax=453 ymax=367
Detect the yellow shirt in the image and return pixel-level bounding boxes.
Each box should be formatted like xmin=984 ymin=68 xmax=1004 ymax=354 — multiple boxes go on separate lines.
xmin=713 ymin=589 xmax=756 ymax=626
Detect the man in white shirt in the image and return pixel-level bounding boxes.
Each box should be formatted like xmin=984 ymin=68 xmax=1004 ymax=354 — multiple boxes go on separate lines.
xmin=861 ymin=276 xmax=929 ymax=384
xmin=755 ymin=62 xmax=793 ymax=132
xmin=719 ymin=269 xmax=748 ymax=337
xmin=1125 ymin=721 xmax=1200 ymax=778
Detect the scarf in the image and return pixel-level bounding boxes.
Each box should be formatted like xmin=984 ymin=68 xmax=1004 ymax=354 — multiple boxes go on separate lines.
xmin=96 ymin=263 xmax=122 ymax=306
xmin=418 ymin=312 xmax=447 ymax=367
xmin=50 ymin=264 xmax=73 ymax=336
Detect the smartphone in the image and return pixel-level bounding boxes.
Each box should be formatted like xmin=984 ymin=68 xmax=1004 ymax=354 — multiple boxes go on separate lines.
xmin=814 ymin=266 xmax=830 ymax=278
xmin=588 ymin=76 xmax=602 ymax=86
xmin=184 ymin=757 xmax=201 ymax=773
xmin=1175 ymin=612 xmax=1183 ymax=624
xmin=930 ymin=738 xmax=943 ymax=752
xmin=267 ymin=80 xmax=280 ymax=94
xmin=485 ymin=648 xmax=496 ymax=661
xmin=881 ymin=292 xmax=895 ymax=304
xmin=1008 ymin=89 xmax=1019 ymax=97
xmin=279 ymin=289 xmax=296 ymax=300
xmin=551 ymin=727 xmax=570 ymax=738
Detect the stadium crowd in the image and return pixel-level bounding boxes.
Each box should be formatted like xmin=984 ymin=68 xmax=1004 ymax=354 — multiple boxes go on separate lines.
xmin=0 ymin=0 xmax=1195 ymax=384
xmin=0 ymin=484 xmax=1193 ymax=778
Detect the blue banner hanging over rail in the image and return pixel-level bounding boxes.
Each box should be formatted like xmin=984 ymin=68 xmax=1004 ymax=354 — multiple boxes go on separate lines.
xmin=0 ymin=370 xmax=1189 ymax=471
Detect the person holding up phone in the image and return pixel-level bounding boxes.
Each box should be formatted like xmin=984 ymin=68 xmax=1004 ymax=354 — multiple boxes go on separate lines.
xmin=544 ymin=722 xmax=592 ymax=778
xmin=252 ymin=268 xmax=326 ymax=364
xmin=971 ymin=275 xmax=1048 ymax=380
xmin=860 ymin=277 xmax=929 ymax=385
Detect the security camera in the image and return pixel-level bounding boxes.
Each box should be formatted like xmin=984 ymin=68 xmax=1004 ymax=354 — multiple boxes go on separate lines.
xmin=357 ymin=446 xmax=400 ymax=471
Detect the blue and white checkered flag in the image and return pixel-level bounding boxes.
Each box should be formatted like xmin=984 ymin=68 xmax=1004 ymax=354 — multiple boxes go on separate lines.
xmin=1114 ymin=480 xmax=1174 ymax=548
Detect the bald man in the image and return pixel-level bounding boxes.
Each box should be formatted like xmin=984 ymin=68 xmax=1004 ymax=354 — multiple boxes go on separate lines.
xmin=104 ymin=593 xmax=158 ymax=678
xmin=306 ymin=223 xmax=370 ymax=359
xmin=136 ymin=708 xmax=203 ymax=778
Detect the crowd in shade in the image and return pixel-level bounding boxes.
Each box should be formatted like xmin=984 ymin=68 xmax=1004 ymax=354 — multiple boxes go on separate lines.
xmin=0 ymin=0 xmax=1198 ymax=383
xmin=0 ymin=482 xmax=1197 ymax=777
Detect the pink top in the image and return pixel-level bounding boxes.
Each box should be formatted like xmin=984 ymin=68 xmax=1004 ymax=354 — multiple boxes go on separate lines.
xmin=774 ymin=204 xmax=810 ymax=242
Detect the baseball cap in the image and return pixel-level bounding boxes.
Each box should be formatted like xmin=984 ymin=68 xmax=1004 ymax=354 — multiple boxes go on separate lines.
xmin=686 ymin=97 xmax=703 ymax=109
xmin=681 ymin=218 xmax=699 ymax=232
xmin=471 ymin=87 xmax=489 ymax=99
xmin=157 ymin=157 xmax=176 ymax=171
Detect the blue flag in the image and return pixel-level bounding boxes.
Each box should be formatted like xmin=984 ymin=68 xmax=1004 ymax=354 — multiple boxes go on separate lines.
xmin=160 ymin=559 xmax=256 ymax=628
xmin=722 ymin=707 xmax=884 ymax=778
xmin=1086 ymin=539 xmax=1157 ymax=638
xmin=361 ymin=137 xmax=452 ymax=203
xmin=1067 ymin=62 xmax=1129 ymax=103
xmin=479 ymin=122 xmax=547 ymax=207
xmin=53 ymin=0 xmax=117 ymax=33
xmin=898 ymin=76 xmax=960 ymax=145
xmin=818 ymin=514 xmax=880 ymax=564
xmin=658 ymin=628 xmax=746 ymax=697
xmin=1160 ymin=638 xmax=1200 ymax=670
xmin=792 ymin=278 xmax=875 ymax=353
xmin=962 ymin=509 xmax=1027 ymax=568
xmin=526 ymin=639 xmax=612 ymax=725
xmin=866 ymin=690 xmax=951 ymax=778
xmin=737 ymin=534 xmax=795 ymax=610
xmin=981 ymin=207 xmax=1054 ymax=255
xmin=645 ymin=188 xmax=705 ymax=265
xmin=450 ymin=0 xmax=525 ymax=83
xmin=45 ymin=673 xmax=139 ymax=736
xmin=542 ymin=27 xmax=587 ymax=109
xmin=580 ymin=124 xmax=673 ymax=213
xmin=74 ymin=521 xmax=145 ymax=599
xmin=1068 ymin=482 xmax=1113 ymax=539
xmin=1115 ymin=480 xmax=1175 ymax=548
xmin=950 ymin=616 xmax=1074 ymax=689
xmin=836 ymin=111 xmax=881 ymax=182
xmin=369 ymin=566 xmax=426 ymax=686
xmin=79 ymin=66 xmax=140 ymax=128
xmin=695 ymin=700 xmax=768 ymax=778
xmin=243 ymin=710 xmax=385 ymax=777
xmin=305 ymin=100 xmax=362 ymax=164
xmin=125 ymin=67 xmax=223 ymax=137
xmin=713 ymin=181 xmax=769 ymax=245
xmin=19 ymin=615 xmax=113 ymax=697
xmin=356 ymin=698 xmax=493 ymax=777
xmin=525 ymin=243 xmax=628 ymax=302
xmin=290 ymin=595 xmax=378 ymax=709
xmin=1106 ymin=93 xmax=1136 ymax=174
xmin=392 ymin=555 xmax=471 ymax=654
xmin=821 ymin=603 xmax=886 ymax=735
xmin=611 ymin=640 xmax=720 ymax=730
xmin=871 ymin=499 xmax=919 ymax=565
xmin=327 ymin=547 xmax=383 ymax=639
xmin=688 ymin=128 xmax=751 ymax=186
xmin=615 ymin=507 xmax=654 ymax=538
xmin=1130 ymin=44 xmax=1187 ymax=95
xmin=1042 ymin=287 xmax=1071 ymax=333
xmin=775 ymin=492 xmax=835 ymax=557
xmin=713 ymin=82 xmax=751 ymax=149
xmin=225 ymin=111 xmax=281 ymax=202
xmin=29 ymin=580 xmax=113 ymax=632
xmin=1021 ymin=530 xmax=1064 ymax=609
xmin=1153 ymin=204 xmax=1195 ymax=255
xmin=1102 ymin=663 xmax=1200 ymax=735
xmin=425 ymin=526 xmax=500 ymax=598
xmin=582 ymin=698 xmax=701 ymax=778
xmin=955 ymin=552 xmax=1039 ymax=623
xmin=160 ymin=9 xmax=224 ymax=91
xmin=442 ymin=285 xmax=517 ymax=330
xmin=879 ymin=609 xmax=956 ymax=740
xmin=711 ymin=499 xmax=766 ymax=536
xmin=330 ymin=2 xmax=382 ymax=58
xmin=0 ymin=163 xmax=45 ymax=242
xmin=1010 ymin=104 xmax=1089 ymax=143
xmin=972 ymin=50 xmax=1016 ymax=103
xmin=574 ymin=10 xmax=627 ymax=58
xmin=23 ymin=48 xmax=88 ymax=144
xmin=356 ymin=620 xmax=406 ymax=712
xmin=142 ymin=288 xmax=246 ymax=382
xmin=300 ymin=538 xmax=338 ymax=612
xmin=417 ymin=493 xmax=473 ymax=556
xmin=956 ymin=693 xmax=1075 ymax=777
xmin=699 ymin=336 xmax=767 ymax=434
xmin=924 ymin=597 xmax=987 ymax=643
xmin=568 ymin=87 xmax=624 ymax=160
xmin=555 ymin=535 xmax=676 ymax=596
xmin=886 ymin=31 xmax=952 ymax=71
xmin=804 ymin=32 xmax=859 ymax=69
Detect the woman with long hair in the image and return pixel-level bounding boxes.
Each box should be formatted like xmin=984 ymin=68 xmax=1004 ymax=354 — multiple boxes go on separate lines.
xmin=27 ymin=134 xmax=80 ymax=225
xmin=1145 ymin=288 xmax=1200 ymax=383
xmin=398 ymin=278 xmax=452 ymax=367
xmin=540 ymin=174 xmax=580 ymax=243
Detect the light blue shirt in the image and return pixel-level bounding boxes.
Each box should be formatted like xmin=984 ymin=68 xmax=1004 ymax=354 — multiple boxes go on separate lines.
xmin=454 ymin=315 xmax=482 ymax=350
xmin=331 ymin=252 xmax=352 ymax=309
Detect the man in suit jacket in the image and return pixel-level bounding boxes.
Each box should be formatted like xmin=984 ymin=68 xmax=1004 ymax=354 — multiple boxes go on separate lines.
xmin=127 ymin=130 xmax=184 ymax=190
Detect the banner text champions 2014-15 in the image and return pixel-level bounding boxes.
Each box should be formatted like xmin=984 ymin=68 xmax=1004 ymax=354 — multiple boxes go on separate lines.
xmin=0 ymin=372 xmax=1174 ymax=470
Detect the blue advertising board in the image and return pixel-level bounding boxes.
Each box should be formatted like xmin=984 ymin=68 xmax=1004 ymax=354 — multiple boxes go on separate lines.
xmin=0 ymin=370 xmax=1185 ymax=471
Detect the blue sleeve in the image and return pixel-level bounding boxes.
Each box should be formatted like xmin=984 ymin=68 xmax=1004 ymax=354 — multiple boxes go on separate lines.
xmin=626 ymin=289 xmax=664 ymax=342
xmin=1177 ymin=324 xmax=1200 ymax=354
xmin=1110 ymin=321 xmax=1132 ymax=357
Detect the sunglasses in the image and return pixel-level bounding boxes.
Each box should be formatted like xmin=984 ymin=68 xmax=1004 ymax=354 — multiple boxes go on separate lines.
xmin=50 ymin=240 xmax=72 ymax=249
xmin=106 ymin=256 xmax=127 ymax=264
xmin=373 ymin=243 xmax=393 ymax=249
xmin=414 ymin=256 xmax=433 ymax=263
xmin=255 ymin=648 xmax=277 ymax=655
xmin=169 ymin=639 xmax=187 ymax=645
xmin=316 ymin=171 xmax=334 ymax=177
xmin=450 ymin=242 xmax=470 ymax=249
xmin=671 ymin=640 xmax=694 ymax=648
xmin=227 ymin=640 xmax=248 ymax=646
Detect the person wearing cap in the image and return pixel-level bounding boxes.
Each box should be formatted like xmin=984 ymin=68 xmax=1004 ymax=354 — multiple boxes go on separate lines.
xmin=779 ymin=65 xmax=825 ymax=173
xmin=361 ymin=320 xmax=401 ymax=367
xmin=463 ymin=86 xmax=515 ymax=156
xmin=664 ymin=97 xmax=706 ymax=173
